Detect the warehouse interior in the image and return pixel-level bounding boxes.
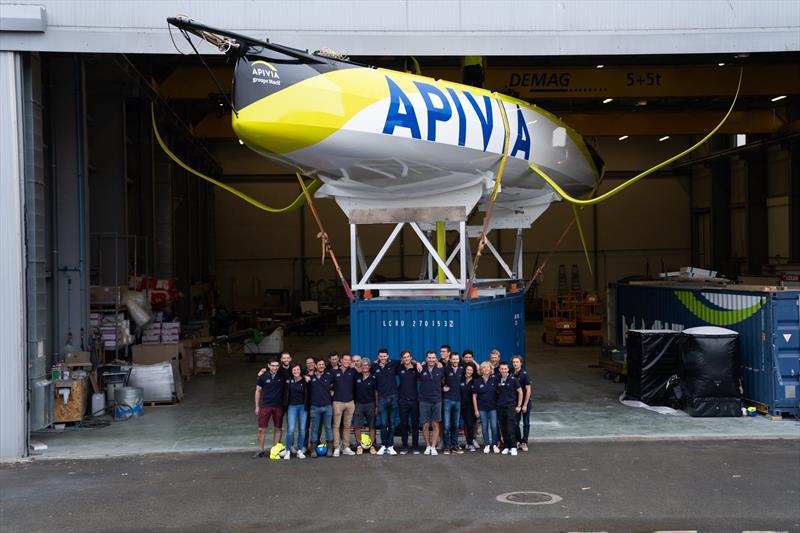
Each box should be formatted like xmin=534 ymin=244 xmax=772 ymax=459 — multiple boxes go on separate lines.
xmin=13 ymin=48 xmax=800 ymax=458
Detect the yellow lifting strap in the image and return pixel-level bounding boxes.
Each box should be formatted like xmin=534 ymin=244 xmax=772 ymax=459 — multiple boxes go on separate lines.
xmin=465 ymin=95 xmax=511 ymax=298
xmin=530 ymin=69 xmax=743 ymax=207
xmin=150 ymin=103 xmax=321 ymax=213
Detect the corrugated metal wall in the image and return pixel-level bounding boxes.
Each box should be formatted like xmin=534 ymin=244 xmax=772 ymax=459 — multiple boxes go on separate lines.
xmin=1 ymin=1 xmax=797 ymax=55
xmin=22 ymin=52 xmax=51 ymax=431
xmin=351 ymin=293 xmax=525 ymax=363
xmin=0 ymin=51 xmax=28 ymax=458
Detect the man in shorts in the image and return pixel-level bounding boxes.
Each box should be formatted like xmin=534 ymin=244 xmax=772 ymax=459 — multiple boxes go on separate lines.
xmin=418 ymin=351 xmax=445 ymax=456
xmin=353 ymin=358 xmax=378 ymax=455
xmin=254 ymin=359 xmax=286 ymax=458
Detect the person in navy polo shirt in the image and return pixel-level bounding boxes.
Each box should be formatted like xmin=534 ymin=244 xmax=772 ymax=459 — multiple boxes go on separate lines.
xmin=283 ymin=363 xmax=308 ymax=460
xmin=372 ymin=348 xmax=401 ymax=456
xmin=461 ymin=349 xmax=475 ymax=368
xmin=397 ymin=350 xmax=420 ymax=455
xmin=439 ymin=344 xmax=452 ymax=366
xmin=418 ymin=351 xmax=445 ymax=456
xmin=353 ymin=357 xmax=378 ymax=455
xmin=254 ymin=359 xmax=286 ymax=458
xmin=459 ymin=362 xmax=479 ymax=451
xmin=472 ymin=361 xmax=500 ymax=454
xmin=489 ymin=349 xmax=502 ymax=377
xmin=331 ymin=354 xmax=358 ymax=456
xmin=511 ymin=355 xmax=533 ymax=452
xmin=442 ymin=352 xmax=464 ymax=454
xmin=496 ymin=362 xmax=523 ymax=456
xmin=305 ymin=358 xmax=334 ymax=458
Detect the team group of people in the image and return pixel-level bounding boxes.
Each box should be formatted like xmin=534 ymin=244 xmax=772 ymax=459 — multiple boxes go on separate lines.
xmin=254 ymin=346 xmax=533 ymax=460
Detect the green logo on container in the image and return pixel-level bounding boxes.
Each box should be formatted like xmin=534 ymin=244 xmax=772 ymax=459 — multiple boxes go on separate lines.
xmin=674 ymin=290 xmax=765 ymax=326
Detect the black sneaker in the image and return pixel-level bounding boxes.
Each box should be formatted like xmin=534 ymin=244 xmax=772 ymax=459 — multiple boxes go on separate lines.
xmin=253 ymin=450 xmax=267 ymax=459
xmin=399 ymin=447 xmax=409 ymax=455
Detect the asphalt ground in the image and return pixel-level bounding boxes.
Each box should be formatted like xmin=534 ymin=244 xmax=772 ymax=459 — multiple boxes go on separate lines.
xmin=2 ymin=439 xmax=798 ymax=532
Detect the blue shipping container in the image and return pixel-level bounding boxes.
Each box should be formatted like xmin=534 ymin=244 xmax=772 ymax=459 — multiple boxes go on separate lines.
xmin=613 ymin=283 xmax=800 ymax=416
xmin=350 ymin=293 xmax=525 ymax=363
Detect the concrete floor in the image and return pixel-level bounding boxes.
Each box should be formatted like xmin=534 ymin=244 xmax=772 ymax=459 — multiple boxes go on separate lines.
xmin=3 ymin=440 xmax=799 ymax=532
xmin=31 ymin=323 xmax=800 ymax=459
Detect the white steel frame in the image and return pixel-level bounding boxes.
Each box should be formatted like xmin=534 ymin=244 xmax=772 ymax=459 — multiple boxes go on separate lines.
xmin=349 ymin=222 xmax=524 ymax=295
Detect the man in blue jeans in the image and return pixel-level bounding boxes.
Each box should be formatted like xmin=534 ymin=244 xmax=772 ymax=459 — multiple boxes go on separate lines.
xmin=418 ymin=351 xmax=445 ymax=456
xmin=442 ymin=352 xmax=464 ymax=454
xmin=371 ymin=348 xmax=400 ymax=456
xmin=306 ymin=358 xmax=333 ymax=458
xmin=397 ymin=350 xmax=420 ymax=455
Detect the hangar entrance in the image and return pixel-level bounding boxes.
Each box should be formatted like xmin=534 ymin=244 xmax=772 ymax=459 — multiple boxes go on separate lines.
xmin=25 ymin=47 xmax=800 ymax=458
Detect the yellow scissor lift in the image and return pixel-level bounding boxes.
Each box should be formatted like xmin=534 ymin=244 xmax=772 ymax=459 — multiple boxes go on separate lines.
xmin=577 ymin=291 xmax=603 ymax=345
xmin=542 ymin=294 xmax=578 ymax=345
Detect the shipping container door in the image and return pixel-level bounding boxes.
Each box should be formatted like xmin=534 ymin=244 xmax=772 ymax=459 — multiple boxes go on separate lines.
xmin=772 ymin=293 xmax=800 ymax=412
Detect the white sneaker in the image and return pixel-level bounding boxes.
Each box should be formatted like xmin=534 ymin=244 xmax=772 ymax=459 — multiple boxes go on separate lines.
xmin=510 ymin=447 xmax=518 ymax=456
xmin=430 ymin=447 xmax=438 ymax=456
xmin=472 ymin=440 xmax=480 ymax=448
xmin=424 ymin=445 xmax=432 ymax=455
xmin=342 ymin=447 xmax=355 ymax=456
xmin=492 ymin=445 xmax=500 ymax=454
xmin=297 ymin=450 xmax=306 ymax=459
xmin=279 ymin=449 xmax=288 ymax=458
xmin=387 ymin=446 xmax=397 ymax=456
xmin=284 ymin=451 xmax=291 ymax=460
xmin=377 ymin=446 xmax=386 ymax=456
xmin=333 ymin=448 xmax=340 ymax=457
xmin=501 ymin=447 xmax=510 ymax=455
xmin=483 ymin=445 xmax=490 ymax=454
xmin=467 ymin=445 xmax=476 ymax=452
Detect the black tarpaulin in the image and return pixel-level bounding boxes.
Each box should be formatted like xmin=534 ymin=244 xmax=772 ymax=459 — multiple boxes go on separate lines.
xmin=680 ymin=326 xmax=741 ymax=417
xmin=624 ymin=330 xmax=680 ymax=406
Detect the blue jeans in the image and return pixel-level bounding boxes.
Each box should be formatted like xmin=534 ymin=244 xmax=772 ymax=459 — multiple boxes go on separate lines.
xmin=515 ymin=399 xmax=532 ymax=444
xmin=309 ymin=404 xmax=333 ymax=445
xmin=479 ymin=409 xmax=498 ymax=446
xmin=442 ymin=399 xmax=461 ymax=448
xmin=378 ymin=395 xmax=399 ymax=447
xmin=284 ymin=404 xmax=308 ymax=451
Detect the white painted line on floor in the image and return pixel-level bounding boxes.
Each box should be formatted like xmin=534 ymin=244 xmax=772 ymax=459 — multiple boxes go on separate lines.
xmin=531 ymin=421 xmax=564 ymax=427
xmin=496 ymin=491 xmax=563 ymax=505
xmin=653 ymin=530 xmax=697 ymax=533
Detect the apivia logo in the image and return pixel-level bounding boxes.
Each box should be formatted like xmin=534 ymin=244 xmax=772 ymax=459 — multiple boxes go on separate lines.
xmin=251 ymin=61 xmax=281 ymax=86
xmin=381 ymin=76 xmax=532 ymax=161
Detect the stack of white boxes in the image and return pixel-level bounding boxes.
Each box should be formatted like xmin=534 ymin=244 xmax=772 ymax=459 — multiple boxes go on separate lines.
xmin=99 ymin=313 xmax=130 ymax=350
xmin=142 ymin=322 xmax=162 ymax=344
xmin=161 ymin=321 xmax=181 ymax=343
xmin=141 ymin=321 xmax=181 ymax=344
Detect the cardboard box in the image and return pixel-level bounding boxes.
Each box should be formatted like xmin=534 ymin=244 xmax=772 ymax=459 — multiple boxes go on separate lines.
xmin=65 ymin=351 xmax=91 ymax=367
xmin=132 ymin=342 xmax=192 ymax=383
xmin=132 ymin=343 xmax=181 ymax=365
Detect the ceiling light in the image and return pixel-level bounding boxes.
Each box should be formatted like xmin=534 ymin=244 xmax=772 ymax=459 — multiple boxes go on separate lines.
xmin=659 ymin=136 xmax=669 ymax=142
xmin=771 ymin=95 xmax=787 ymax=102
xmin=717 ymin=62 xmax=725 ymax=66
xmin=602 ymin=98 xmax=613 ymax=104
xmin=238 ymin=139 xmax=244 ymax=145
xmin=618 ymin=135 xmax=628 ymax=141
xmin=596 ymin=64 xmax=604 ymax=69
